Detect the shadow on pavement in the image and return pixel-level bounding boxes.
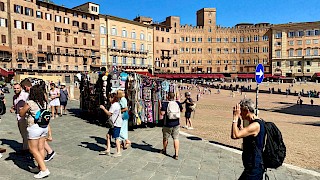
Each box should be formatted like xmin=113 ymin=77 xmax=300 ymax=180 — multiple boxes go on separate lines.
xmin=186 ymin=136 xmax=202 ymax=141
xmin=131 ymin=141 xmax=160 ymax=153
xmin=208 ymin=140 xmax=242 ymax=151
xmin=78 ymin=136 xmax=119 ymax=152
xmin=292 ymin=121 xmax=320 ymax=127
xmin=0 ymin=139 xmax=22 ymax=152
xmin=90 ymin=136 xmax=106 ymax=145
xmin=67 ymin=108 xmax=107 ymax=127
xmin=79 ymin=142 xmax=105 ymax=152
xmin=0 ymin=139 xmax=36 ymax=172
xmin=259 ymin=103 xmax=320 ymax=118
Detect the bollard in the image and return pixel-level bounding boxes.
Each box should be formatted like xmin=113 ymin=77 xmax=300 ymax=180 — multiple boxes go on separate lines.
xmin=69 ymin=85 xmax=75 ymax=100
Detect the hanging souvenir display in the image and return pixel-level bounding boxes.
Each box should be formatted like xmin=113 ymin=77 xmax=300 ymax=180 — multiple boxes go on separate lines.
xmin=79 ymin=69 xmax=182 ymax=128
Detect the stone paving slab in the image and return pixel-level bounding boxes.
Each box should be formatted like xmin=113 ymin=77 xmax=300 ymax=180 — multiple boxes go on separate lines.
xmin=0 ymin=93 xmax=319 ymax=179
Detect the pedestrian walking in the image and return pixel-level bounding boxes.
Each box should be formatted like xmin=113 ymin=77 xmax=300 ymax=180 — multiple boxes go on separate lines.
xmin=231 ymin=99 xmax=266 ymax=180
xmin=99 ymin=93 xmax=123 ymax=157
xmin=10 ymin=83 xmax=29 ymax=153
xmin=49 ymin=83 xmax=60 ymax=119
xmin=117 ymin=90 xmax=131 ymax=149
xmin=59 ymin=83 xmax=69 ymax=116
xmin=0 ymin=89 xmax=6 ymax=121
xmin=39 ymin=81 xmax=55 ymax=162
xmin=181 ymin=92 xmax=194 ymax=129
xmin=19 ymin=85 xmax=51 ymax=179
xmin=160 ymin=92 xmax=183 ymax=160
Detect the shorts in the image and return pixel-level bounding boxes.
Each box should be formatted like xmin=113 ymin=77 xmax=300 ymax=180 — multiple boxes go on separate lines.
xmin=108 ymin=127 xmax=121 ymax=139
xmin=162 ymin=126 xmax=180 ymax=140
xmin=49 ymin=98 xmax=60 ymax=107
xmin=60 ymin=101 xmax=67 ymax=106
xmin=27 ymin=124 xmax=48 ymax=140
xmin=185 ymin=111 xmax=191 ymax=118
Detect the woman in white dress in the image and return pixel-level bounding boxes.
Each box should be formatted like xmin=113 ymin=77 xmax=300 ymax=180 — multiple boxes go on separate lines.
xmin=49 ymin=83 xmax=60 ymax=119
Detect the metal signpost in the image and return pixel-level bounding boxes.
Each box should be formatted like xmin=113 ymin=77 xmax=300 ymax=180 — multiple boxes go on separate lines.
xmin=255 ymin=64 xmax=264 ymax=116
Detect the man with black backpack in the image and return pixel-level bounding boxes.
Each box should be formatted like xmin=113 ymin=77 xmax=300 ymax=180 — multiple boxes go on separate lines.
xmin=231 ymin=99 xmax=265 ymax=179
xmin=231 ymin=99 xmax=286 ymax=180
xmin=160 ymin=92 xmax=183 ymax=160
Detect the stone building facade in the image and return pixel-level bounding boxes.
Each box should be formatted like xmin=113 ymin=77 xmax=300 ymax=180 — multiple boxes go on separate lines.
xmin=0 ymin=0 xmax=101 ymax=82
xmin=271 ymin=22 xmax=320 ymax=79
xmin=102 ymin=15 xmax=153 ymax=72
xmin=1 ymin=1 xmax=320 ymax=81
xmin=152 ymin=8 xmax=272 ymax=75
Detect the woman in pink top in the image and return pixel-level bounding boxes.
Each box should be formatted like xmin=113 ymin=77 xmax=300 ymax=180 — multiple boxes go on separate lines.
xmin=49 ymin=83 xmax=60 ymax=119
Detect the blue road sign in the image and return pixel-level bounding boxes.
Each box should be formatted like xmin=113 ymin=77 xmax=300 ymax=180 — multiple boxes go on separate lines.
xmin=255 ymin=64 xmax=264 ymax=84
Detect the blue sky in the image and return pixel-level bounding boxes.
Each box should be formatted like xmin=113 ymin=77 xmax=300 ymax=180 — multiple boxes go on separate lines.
xmin=54 ymin=0 xmax=320 ymax=27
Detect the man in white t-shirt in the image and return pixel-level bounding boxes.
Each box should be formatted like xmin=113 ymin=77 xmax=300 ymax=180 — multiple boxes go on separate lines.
xmin=10 ymin=83 xmax=29 ymax=152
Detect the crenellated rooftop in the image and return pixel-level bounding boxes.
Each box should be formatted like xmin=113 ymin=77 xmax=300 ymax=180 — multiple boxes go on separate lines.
xmin=215 ymin=23 xmax=271 ymax=33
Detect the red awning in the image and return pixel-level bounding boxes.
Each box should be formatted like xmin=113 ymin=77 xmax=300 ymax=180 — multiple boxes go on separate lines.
xmin=237 ymin=74 xmax=255 ymax=79
xmin=136 ymin=71 xmax=155 ymax=77
xmin=264 ymin=74 xmax=272 ymax=78
xmin=272 ymin=75 xmax=285 ymax=79
xmin=0 ymin=67 xmax=14 ymax=77
xmin=209 ymin=74 xmax=225 ymax=79
xmin=155 ymin=73 xmax=226 ymax=79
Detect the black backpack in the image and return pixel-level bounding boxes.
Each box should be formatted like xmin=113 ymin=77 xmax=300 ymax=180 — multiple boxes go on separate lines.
xmin=260 ymin=119 xmax=286 ymax=169
xmin=30 ymin=102 xmax=51 ymax=128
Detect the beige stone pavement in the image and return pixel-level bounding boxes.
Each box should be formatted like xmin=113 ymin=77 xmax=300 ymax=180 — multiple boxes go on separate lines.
xmin=181 ymin=85 xmax=320 ymax=172
xmin=73 ymin=82 xmax=320 ymax=171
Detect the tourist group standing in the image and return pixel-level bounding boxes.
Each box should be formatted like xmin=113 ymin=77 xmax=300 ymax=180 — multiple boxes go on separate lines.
xmin=0 ymin=78 xmax=70 ymax=179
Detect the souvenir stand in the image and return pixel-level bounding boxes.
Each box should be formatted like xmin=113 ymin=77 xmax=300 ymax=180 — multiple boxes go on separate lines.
xmin=79 ymin=69 xmax=110 ymax=124
xmin=78 ymin=68 xmax=181 ymax=128
xmin=126 ymin=73 xmax=181 ymax=128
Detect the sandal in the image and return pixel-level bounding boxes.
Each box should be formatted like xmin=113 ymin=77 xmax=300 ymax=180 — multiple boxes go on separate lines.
xmin=124 ymin=142 xmax=131 ymax=149
xmin=160 ymin=149 xmax=167 ymax=155
xmin=99 ymin=151 xmax=110 ymax=156
xmin=173 ymin=155 xmax=178 ymax=160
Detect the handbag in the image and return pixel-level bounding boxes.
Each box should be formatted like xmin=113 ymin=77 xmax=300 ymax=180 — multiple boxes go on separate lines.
xmin=189 ymin=103 xmax=196 ymax=112
xmin=122 ymin=111 xmax=129 ymax=120
xmin=106 ymin=110 xmax=120 ymax=128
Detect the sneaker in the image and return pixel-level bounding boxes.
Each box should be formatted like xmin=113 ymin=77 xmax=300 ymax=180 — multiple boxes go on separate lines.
xmin=188 ymin=127 xmax=194 ymax=130
xmin=30 ymin=166 xmax=40 ymax=173
xmin=113 ymin=153 xmax=122 ymax=158
xmin=34 ymin=169 xmax=50 ymax=179
xmin=44 ymin=151 xmax=56 ymax=162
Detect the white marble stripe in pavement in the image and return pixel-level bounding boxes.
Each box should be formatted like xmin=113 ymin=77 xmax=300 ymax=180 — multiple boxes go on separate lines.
xmin=179 ymin=130 xmax=320 ymax=177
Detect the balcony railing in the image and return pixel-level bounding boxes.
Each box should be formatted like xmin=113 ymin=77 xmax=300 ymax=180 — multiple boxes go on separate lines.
xmin=16 ymin=58 xmax=25 ymax=62
xmin=27 ymin=59 xmax=35 ymax=63
xmin=108 ymin=46 xmax=148 ymax=54
xmin=160 ymin=55 xmax=172 ymax=59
